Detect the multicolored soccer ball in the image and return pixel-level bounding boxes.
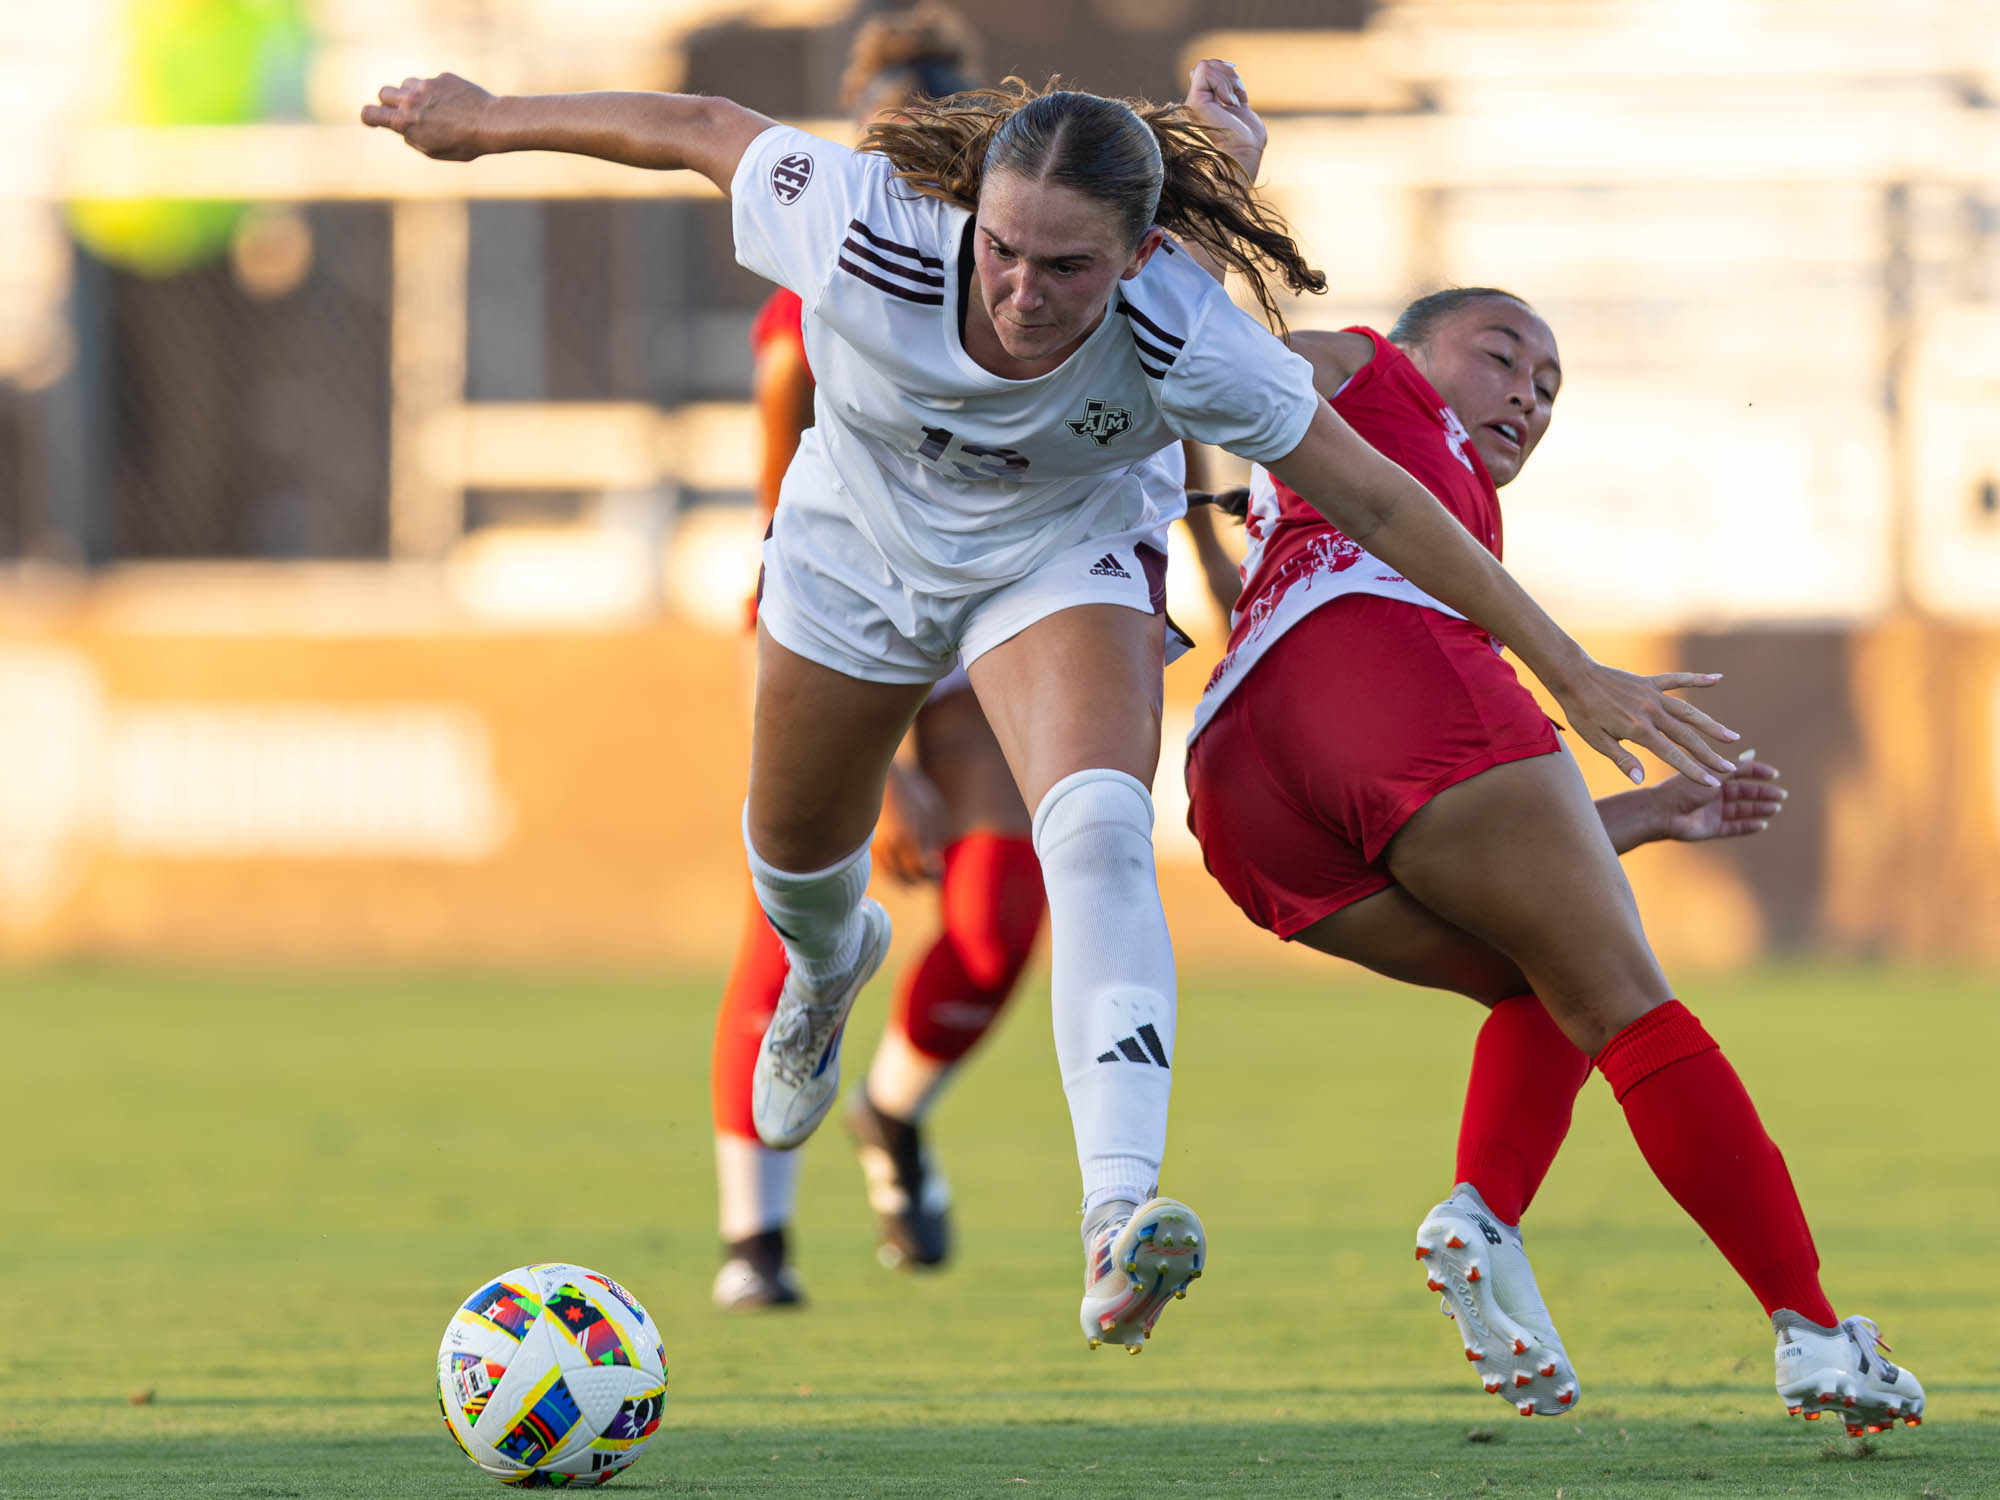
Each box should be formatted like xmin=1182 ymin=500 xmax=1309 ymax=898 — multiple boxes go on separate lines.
xmin=437 ymin=1263 xmax=668 ymax=1488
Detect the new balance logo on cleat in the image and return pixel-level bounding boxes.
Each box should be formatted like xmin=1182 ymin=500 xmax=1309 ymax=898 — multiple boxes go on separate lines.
xmin=1094 ymin=1023 xmax=1170 ymax=1067
xmin=1417 ymin=1187 xmax=1579 ymax=1418
xmin=1088 ymin=553 xmax=1131 ymax=579
xmin=1773 ymin=1311 xmax=1924 ymax=1433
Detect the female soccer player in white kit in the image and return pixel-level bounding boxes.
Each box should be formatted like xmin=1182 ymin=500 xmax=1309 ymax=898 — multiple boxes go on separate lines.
xmin=363 ymin=65 xmax=1743 ymax=1351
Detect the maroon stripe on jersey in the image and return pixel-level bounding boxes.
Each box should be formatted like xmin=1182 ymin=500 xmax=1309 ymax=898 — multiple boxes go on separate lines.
xmin=840 ymin=236 xmax=946 ymax=287
xmin=837 ymin=256 xmax=946 ymax=305
xmin=1135 ymin=542 xmax=1193 ymax=653
xmin=847 ymin=218 xmax=946 ymax=270
xmin=1114 ymin=300 xmax=1186 ymax=350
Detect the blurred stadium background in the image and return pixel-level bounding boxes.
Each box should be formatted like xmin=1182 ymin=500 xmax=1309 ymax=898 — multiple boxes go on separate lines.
xmin=1 ymin=0 xmax=1997 ymax=975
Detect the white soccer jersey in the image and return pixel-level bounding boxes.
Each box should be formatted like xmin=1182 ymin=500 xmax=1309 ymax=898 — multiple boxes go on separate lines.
xmin=731 ymin=124 xmax=1321 ymax=598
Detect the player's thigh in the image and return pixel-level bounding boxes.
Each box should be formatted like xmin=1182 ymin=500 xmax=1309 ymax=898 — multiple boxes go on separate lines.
xmin=967 ymin=603 xmax=1165 ymax=811
xmin=1383 ymin=748 xmax=1672 ymax=1049
xmin=749 ymin=622 xmax=934 ymax=869
xmin=1293 ymin=886 xmax=1531 ymax=1006
xmin=913 ymin=684 xmax=1031 ymax=839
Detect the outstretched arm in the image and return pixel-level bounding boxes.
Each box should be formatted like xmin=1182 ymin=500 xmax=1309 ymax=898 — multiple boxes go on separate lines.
xmin=1266 ymin=403 xmax=1739 ymax=786
xmin=361 ymin=73 xmax=777 ymax=193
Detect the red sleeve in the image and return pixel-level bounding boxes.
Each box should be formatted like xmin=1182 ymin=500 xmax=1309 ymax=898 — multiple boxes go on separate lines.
xmin=750 ymin=288 xmax=807 ymax=361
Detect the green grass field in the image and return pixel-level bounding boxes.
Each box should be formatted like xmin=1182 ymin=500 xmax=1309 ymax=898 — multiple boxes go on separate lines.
xmin=4 ymin=960 xmax=1994 ymax=1498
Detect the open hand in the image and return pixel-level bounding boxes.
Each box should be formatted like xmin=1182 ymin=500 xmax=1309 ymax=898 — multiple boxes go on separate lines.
xmin=1549 ymin=661 xmax=1740 ymax=786
xmin=361 ymin=73 xmax=495 ymax=161
xmin=1184 ymin=59 xmax=1266 ymax=177
xmin=1656 ymin=753 xmax=1787 ymax=840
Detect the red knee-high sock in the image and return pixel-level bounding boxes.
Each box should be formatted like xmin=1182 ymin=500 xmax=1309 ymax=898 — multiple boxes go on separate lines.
xmin=892 ymin=833 xmax=1045 ymax=1062
xmin=711 ymin=883 xmax=790 ymax=1139
xmin=1595 ymin=1001 xmax=1837 ymax=1326
xmin=1454 ymin=993 xmax=1592 ymax=1225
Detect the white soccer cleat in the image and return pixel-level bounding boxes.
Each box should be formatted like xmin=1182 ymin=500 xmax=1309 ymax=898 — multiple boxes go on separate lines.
xmin=1415 ymin=1184 xmax=1579 ymax=1417
xmin=751 ymin=899 xmax=892 ymax=1151
xmin=1773 ymin=1311 xmax=1925 ymax=1434
xmin=1079 ymin=1197 xmax=1206 ymax=1352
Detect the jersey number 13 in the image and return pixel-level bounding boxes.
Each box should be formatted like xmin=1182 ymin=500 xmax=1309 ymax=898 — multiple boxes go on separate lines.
xmin=917 ymin=425 xmax=1031 ymax=482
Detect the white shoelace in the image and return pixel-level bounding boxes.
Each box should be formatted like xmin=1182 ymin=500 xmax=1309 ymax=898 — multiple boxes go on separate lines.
xmin=764 ymin=994 xmax=845 ymax=1085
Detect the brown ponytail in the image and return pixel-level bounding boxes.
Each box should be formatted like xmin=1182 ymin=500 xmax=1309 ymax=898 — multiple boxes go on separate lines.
xmin=861 ymin=76 xmax=1325 ymax=333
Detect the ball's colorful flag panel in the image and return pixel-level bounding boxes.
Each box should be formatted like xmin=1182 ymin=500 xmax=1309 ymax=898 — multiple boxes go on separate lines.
xmin=545 ymin=1284 xmax=638 ymax=1368
xmin=494 ymin=1367 xmax=585 ymax=1467
xmin=459 ymin=1279 xmax=543 ymax=1342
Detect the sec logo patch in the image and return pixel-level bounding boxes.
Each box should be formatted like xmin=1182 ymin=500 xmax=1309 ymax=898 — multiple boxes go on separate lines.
xmin=770 ymin=152 xmax=814 ymax=204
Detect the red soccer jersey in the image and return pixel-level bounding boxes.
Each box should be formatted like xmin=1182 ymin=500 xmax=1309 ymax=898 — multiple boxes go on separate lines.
xmin=1241 ymin=325 xmax=1501 ymax=598
xmin=1192 ymin=327 xmax=1507 ymax=740
xmin=745 ymin=288 xmax=815 ymax=628
xmin=750 ymin=287 xmax=811 ymax=380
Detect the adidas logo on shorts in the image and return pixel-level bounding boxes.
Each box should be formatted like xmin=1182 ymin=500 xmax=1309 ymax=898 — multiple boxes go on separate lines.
xmin=1095 ymin=1024 xmax=1170 ymax=1067
xmin=1088 ymin=553 xmax=1131 ymax=579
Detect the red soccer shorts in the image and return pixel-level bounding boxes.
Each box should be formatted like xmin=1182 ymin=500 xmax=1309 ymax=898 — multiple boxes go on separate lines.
xmin=1185 ymin=594 xmax=1561 ymax=938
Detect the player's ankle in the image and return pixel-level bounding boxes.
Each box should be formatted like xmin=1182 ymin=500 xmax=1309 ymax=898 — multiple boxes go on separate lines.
xmin=1081 ymin=1197 xmax=1138 ymax=1247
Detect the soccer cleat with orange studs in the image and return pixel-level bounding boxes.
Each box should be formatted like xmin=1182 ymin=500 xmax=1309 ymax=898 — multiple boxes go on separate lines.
xmin=1414 ymin=1184 xmax=1578 ymax=1417
xmin=1773 ymin=1311 xmax=1924 ymax=1432
xmin=1079 ymin=1197 xmax=1206 ymax=1352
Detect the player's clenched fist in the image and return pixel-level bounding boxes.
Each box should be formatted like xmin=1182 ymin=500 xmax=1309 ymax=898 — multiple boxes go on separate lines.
xmin=361 ymin=73 xmax=495 ymax=161
xmin=1183 ymin=58 xmax=1264 ymax=177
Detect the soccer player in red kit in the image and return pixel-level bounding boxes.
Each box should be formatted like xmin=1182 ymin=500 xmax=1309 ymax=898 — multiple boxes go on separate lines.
xmin=1185 ymin=288 xmax=1925 ymax=1431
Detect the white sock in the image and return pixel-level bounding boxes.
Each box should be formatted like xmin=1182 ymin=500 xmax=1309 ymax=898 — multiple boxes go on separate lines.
xmin=743 ymin=803 xmax=871 ymax=984
xmin=864 ymin=1026 xmax=953 ymax=1123
xmin=714 ymin=1132 xmax=802 ymax=1241
xmin=1032 ymin=767 xmax=1174 ymax=1218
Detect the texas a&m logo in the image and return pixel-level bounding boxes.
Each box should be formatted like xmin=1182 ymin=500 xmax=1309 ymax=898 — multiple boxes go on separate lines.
xmin=1066 ymin=398 xmax=1133 ymax=447
xmin=770 ymin=152 xmax=814 ymax=205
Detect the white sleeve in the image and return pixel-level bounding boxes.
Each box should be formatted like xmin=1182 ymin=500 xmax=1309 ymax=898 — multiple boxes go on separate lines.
xmin=730 ymin=124 xmax=883 ymax=313
xmin=1159 ymin=292 xmax=1321 ymax=465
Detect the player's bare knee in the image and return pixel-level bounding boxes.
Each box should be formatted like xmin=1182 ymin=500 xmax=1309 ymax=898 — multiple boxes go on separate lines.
xmin=1527 ymin=973 xmax=1669 ymax=1055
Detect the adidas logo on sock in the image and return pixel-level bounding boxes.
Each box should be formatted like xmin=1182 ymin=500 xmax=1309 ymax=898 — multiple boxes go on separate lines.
xmin=1095 ymin=1023 xmax=1170 ymax=1068
xmin=1088 ymin=553 xmax=1131 ymax=579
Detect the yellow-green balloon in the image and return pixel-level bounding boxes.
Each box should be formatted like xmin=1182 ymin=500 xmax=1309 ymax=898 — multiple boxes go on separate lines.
xmin=68 ymin=0 xmax=308 ymax=277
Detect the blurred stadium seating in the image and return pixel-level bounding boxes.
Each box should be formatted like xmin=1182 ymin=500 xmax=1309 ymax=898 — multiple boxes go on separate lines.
xmin=0 ymin=0 xmax=1995 ymax=966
